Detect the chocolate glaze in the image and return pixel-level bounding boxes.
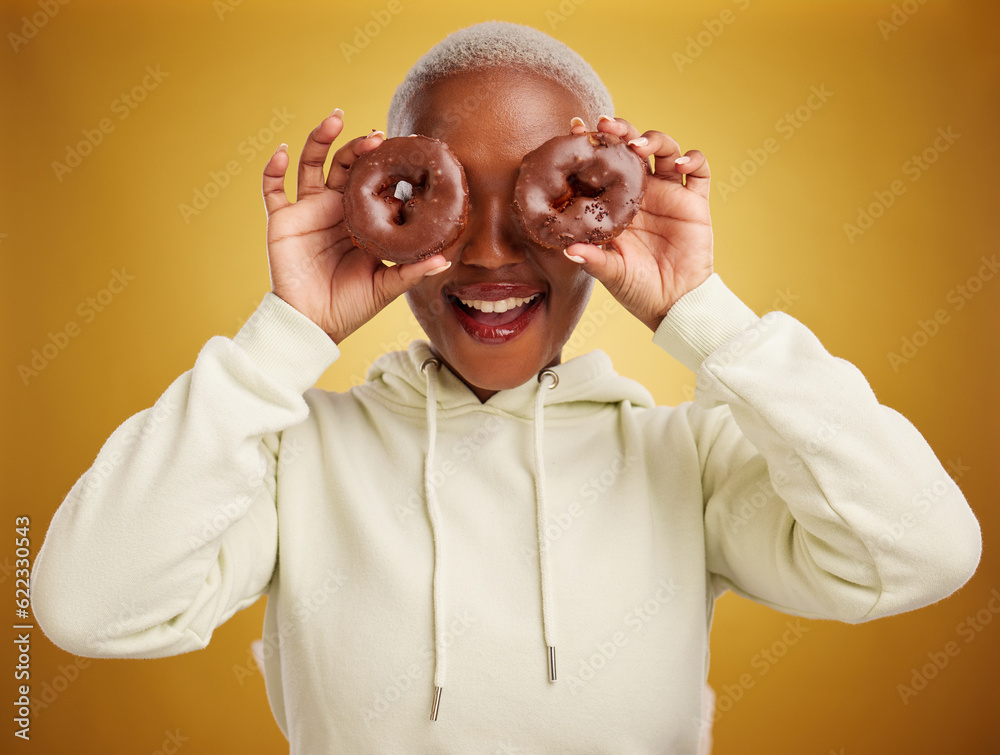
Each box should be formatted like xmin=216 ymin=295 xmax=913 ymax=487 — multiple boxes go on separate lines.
xmin=343 ymin=135 xmax=468 ymax=264
xmin=512 ymin=132 xmax=649 ymax=249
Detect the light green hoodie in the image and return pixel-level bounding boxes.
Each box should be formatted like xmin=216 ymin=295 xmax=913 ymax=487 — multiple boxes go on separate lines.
xmin=32 ymin=275 xmax=981 ymax=754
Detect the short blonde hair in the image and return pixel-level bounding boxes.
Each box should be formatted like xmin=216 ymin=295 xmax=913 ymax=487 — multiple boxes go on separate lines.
xmin=386 ymin=21 xmax=614 ymax=137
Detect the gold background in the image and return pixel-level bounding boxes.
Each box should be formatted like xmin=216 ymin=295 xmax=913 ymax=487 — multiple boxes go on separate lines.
xmin=3 ymin=0 xmax=998 ymax=753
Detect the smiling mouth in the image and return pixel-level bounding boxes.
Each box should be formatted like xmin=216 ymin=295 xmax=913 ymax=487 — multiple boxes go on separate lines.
xmin=447 ymin=292 xmax=545 ymax=343
xmin=455 ymin=294 xmax=540 ymax=324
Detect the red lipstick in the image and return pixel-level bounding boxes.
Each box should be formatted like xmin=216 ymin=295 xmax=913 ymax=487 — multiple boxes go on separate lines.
xmin=445 ymin=283 xmax=545 ymax=345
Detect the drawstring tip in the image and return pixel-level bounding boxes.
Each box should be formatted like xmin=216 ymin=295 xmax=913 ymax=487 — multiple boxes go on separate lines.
xmin=547 ymin=646 xmax=557 ymax=682
xmin=429 ymin=686 xmax=443 ymax=721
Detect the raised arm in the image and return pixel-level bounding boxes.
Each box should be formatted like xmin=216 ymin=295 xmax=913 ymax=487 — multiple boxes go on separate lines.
xmin=31 ymin=292 xmax=340 ymax=658
xmin=658 ymin=278 xmax=981 ymax=620
xmin=567 ymin=113 xmax=980 ymax=618
xmin=32 ymin=110 xmax=441 ymax=657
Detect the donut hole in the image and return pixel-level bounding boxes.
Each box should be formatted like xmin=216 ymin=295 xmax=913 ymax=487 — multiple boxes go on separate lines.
xmin=393 ymin=180 xmax=414 ymax=203
xmin=552 ymin=174 xmax=605 ymax=212
xmin=568 ymin=174 xmax=604 ymax=199
xmin=377 ymin=175 xmax=428 ymax=225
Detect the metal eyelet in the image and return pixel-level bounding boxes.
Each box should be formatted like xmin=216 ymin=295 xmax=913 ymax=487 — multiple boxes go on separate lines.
xmin=538 ymin=369 xmax=559 ymax=389
xmin=420 ymin=357 xmax=442 ymax=375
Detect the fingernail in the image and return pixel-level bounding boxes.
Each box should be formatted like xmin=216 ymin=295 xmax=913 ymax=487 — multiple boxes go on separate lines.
xmin=330 ymin=108 xmax=344 ymax=119
xmin=675 ymin=156 xmax=691 ymax=165
xmin=369 ymin=129 xmax=385 ymax=140
xmin=628 ymin=136 xmax=648 ymax=147
xmin=424 ymin=261 xmax=451 ymax=277
xmin=598 ymin=114 xmax=615 ymax=123
xmin=563 ymin=250 xmax=586 ymax=264
xmin=276 ymin=143 xmax=288 ymax=154
xmin=570 ymin=117 xmax=586 ymax=129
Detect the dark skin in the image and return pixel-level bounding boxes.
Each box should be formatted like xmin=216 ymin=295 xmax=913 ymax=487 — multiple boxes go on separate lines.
xmin=260 ymin=66 xmax=714 ymax=401
xmin=401 ymin=69 xmax=595 ymax=401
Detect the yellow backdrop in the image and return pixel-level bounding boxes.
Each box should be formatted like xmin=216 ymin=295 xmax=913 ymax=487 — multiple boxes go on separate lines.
xmin=4 ymin=1 xmax=998 ymax=753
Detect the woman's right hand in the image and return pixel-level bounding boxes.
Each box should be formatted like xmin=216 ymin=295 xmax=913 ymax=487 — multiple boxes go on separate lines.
xmin=261 ymin=110 xmax=451 ymax=344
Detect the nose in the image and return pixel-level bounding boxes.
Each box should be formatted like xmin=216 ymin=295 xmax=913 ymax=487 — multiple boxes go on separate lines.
xmin=457 ymin=183 xmax=528 ymax=270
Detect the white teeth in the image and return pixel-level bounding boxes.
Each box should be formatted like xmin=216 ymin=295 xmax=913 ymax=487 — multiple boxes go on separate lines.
xmin=458 ymin=294 xmax=538 ymax=313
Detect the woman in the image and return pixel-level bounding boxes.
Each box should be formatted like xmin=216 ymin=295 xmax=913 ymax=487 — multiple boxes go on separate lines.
xmin=32 ymin=21 xmax=981 ymax=754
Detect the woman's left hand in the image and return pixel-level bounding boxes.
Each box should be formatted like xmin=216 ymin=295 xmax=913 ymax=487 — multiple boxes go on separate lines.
xmin=563 ymin=116 xmax=714 ymax=332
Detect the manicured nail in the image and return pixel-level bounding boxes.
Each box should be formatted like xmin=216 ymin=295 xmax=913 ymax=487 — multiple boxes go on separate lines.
xmin=570 ymin=117 xmax=586 ymax=129
xmin=675 ymin=155 xmax=691 ymax=165
xmin=408 ymin=133 xmax=419 ymax=137
xmin=276 ymin=143 xmax=288 ymax=154
xmin=330 ymin=108 xmax=344 ymax=119
xmin=369 ymin=129 xmax=385 ymax=140
xmin=563 ymin=250 xmax=586 ymax=264
xmin=598 ymin=114 xmax=615 ymax=124
xmin=424 ymin=261 xmax=451 ymax=277
xmin=628 ymin=136 xmax=648 ymax=147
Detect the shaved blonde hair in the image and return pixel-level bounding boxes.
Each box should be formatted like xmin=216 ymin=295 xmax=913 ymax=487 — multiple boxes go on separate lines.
xmin=386 ymin=21 xmax=614 ymax=137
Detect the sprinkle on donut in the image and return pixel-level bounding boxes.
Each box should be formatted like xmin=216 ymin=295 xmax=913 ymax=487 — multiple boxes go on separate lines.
xmin=512 ymin=131 xmax=649 ymax=249
xmin=343 ymin=135 xmax=469 ymax=264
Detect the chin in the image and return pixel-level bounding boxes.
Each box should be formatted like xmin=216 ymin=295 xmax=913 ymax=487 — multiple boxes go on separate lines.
xmin=438 ymin=336 xmax=557 ymax=396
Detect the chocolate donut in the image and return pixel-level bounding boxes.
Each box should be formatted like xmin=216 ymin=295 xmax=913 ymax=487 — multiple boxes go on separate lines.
xmin=343 ymin=135 xmax=468 ymax=264
xmin=513 ymin=131 xmax=648 ymax=249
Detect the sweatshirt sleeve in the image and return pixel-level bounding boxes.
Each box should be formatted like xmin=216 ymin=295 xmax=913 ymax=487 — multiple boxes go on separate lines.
xmin=31 ymin=292 xmax=340 ymax=658
xmin=653 ymin=274 xmax=982 ymax=622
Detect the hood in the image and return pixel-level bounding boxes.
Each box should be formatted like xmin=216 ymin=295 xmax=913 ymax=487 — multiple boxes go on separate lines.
xmin=362 ymin=339 xmax=655 ymax=419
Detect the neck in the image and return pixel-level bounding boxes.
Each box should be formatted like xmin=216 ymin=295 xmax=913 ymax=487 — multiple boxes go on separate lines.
xmin=429 ymin=347 xmax=564 ymax=403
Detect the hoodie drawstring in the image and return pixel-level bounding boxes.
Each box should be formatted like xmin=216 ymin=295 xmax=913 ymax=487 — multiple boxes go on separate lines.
xmin=420 ymin=357 xmax=446 ymax=721
xmin=420 ymin=357 xmax=560 ymax=721
xmin=535 ymin=368 xmax=559 ymax=683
